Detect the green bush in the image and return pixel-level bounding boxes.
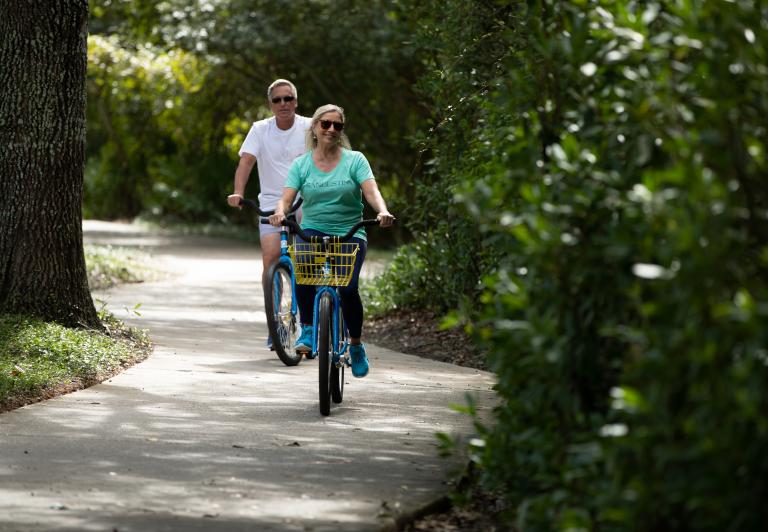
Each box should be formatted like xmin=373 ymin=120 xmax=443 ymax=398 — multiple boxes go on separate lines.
xmin=386 ymin=0 xmax=768 ymax=529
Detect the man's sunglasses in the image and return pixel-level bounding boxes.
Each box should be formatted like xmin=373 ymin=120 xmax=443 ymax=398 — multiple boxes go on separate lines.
xmin=319 ymin=120 xmax=344 ymax=131
xmin=271 ymin=95 xmax=295 ymax=104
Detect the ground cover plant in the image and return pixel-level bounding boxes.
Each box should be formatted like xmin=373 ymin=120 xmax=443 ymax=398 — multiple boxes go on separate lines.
xmin=1 ymin=244 xmax=155 ymax=412
xmin=0 ymin=313 xmax=150 ymax=412
xmin=85 ymin=244 xmax=160 ymax=290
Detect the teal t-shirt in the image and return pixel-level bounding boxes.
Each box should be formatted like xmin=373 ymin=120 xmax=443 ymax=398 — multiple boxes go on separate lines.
xmin=286 ymin=149 xmax=374 ymax=240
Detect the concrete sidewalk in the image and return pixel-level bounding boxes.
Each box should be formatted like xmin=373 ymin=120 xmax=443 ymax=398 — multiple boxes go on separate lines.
xmin=0 ymin=221 xmax=496 ymax=532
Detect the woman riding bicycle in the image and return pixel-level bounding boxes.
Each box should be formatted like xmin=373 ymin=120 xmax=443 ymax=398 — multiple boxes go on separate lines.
xmin=269 ymin=104 xmax=395 ymax=378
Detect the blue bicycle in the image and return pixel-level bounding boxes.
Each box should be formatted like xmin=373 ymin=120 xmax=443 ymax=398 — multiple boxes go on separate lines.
xmin=239 ymin=198 xmax=304 ymax=366
xmin=279 ymin=217 xmax=381 ymax=416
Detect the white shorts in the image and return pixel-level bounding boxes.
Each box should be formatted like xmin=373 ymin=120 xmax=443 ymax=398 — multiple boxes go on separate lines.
xmin=259 ymin=222 xmax=281 ymax=236
xmin=258 ymin=208 xmax=302 ymax=237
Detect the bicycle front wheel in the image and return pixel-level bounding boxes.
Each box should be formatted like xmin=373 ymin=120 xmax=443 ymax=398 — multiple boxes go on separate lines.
xmin=265 ymin=262 xmax=302 ymax=366
xmin=318 ymin=293 xmax=333 ymax=416
xmin=331 ymin=312 xmax=345 ymax=404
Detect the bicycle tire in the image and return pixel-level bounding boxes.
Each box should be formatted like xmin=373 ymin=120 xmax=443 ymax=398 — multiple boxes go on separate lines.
xmin=331 ymin=311 xmax=344 ymax=404
xmin=265 ymin=262 xmax=302 ymax=366
xmin=318 ymin=293 xmax=333 ymax=416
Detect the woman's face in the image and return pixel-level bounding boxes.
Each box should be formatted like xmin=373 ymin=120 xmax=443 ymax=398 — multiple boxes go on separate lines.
xmin=314 ymin=111 xmax=344 ymax=148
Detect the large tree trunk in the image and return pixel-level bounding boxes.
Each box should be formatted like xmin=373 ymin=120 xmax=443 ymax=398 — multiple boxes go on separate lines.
xmin=0 ymin=1 xmax=100 ymax=329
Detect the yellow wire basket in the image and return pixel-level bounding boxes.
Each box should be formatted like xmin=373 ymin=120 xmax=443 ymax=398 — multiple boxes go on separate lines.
xmin=290 ymin=241 xmax=360 ymax=286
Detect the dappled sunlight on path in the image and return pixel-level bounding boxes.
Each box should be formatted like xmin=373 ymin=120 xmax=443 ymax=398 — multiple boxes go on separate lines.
xmin=0 ymin=221 xmax=496 ymax=532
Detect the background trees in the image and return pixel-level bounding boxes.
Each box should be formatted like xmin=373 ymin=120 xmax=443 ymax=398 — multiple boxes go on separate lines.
xmin=0 ymin=1 xmax=99 ymax=329
xmin=86 ymin=0 xmax=426 ymax=239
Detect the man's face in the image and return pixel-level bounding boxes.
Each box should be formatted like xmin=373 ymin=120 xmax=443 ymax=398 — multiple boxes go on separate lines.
xmin=269 ymin=84 xmax=297 ymax=121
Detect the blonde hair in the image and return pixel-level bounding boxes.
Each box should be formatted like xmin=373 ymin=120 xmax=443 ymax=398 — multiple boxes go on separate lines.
xmin=306 ymin=104 xmax=351 ymax=151
xmin=267 ymin=79 xmax=297 ymax=101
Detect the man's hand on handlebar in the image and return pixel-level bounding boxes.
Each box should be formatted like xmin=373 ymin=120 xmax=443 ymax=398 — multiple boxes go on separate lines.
xmin=227 ymin=193 xmax=244 ymax=208
xmin=377 ymin=211 xmax=396 ymax=228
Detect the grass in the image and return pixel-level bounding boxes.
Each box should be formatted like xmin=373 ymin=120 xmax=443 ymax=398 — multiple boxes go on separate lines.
xmin=85 ymin=244 xmax=161 ymax=290
xmin=0 ymin=246 xmax=155 ymax=412
xmin=0 ymin=312 xmax=151 ymax=412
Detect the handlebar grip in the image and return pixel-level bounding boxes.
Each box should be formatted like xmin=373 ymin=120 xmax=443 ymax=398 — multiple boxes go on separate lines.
xmin=335 ymin=219 xmax=383 ymax=241
xmin=239 ymin=198 xmax=258 ymax=209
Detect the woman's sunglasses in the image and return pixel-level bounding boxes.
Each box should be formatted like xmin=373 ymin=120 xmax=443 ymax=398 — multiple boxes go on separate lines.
xmin=319 ymin=120 xmax=344 ymax=131
xmin=271 ymin=95 xmax=295 ymax=104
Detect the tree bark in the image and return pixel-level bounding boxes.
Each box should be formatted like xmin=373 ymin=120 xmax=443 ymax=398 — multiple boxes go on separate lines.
xmin=0 ymin=1 xmax=100 ymax=329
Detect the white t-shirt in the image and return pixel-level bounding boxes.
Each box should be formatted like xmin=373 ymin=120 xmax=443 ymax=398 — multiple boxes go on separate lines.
xmin=238 ymin=115 xmax=311 ymax=210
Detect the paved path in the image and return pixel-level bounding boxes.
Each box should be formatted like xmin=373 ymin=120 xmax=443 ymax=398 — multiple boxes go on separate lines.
xmin=0 ymin=222 xmax=496 ymax=532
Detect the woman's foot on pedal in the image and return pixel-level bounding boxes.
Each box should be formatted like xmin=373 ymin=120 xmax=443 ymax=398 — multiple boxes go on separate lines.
xmin=296 ymin=325 xmax=314 ymax=357
xmin=349 ymin=343 xmax=369 ymax=378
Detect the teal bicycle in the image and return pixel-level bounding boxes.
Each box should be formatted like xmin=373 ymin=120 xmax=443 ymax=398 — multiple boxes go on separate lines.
xmin=279 ymin=217 xmax=381 ymax=416
xmin=240 ymin=198 xmax=304 ymax=366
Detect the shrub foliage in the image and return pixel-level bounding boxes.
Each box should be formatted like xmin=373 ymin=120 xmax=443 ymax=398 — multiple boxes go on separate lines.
xmin=393 ymin=1 xmax=768 ymax=530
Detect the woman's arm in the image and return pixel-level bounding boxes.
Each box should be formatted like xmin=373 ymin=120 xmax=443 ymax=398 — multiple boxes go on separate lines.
xmin=361 ymin=179 xmax=395 ymax=227
xmin=269 ymin=187 xmax=299 ymax=226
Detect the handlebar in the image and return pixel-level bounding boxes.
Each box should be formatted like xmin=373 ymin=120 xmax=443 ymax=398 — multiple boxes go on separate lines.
xmin=238 ymin=197 xmax=387 ymax=241
xmin=281 ymin=218 xmax=382 ymax=243
xmin=238 ymin=197 xmax=302 ymax=218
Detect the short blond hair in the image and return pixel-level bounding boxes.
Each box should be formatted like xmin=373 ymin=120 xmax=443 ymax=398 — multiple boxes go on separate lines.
xmin=267 ymin=79 xmax=297 ymax=101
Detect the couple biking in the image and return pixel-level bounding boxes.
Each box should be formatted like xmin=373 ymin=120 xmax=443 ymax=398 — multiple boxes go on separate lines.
xmin=227 ymin=79 xmax=394 ymax=378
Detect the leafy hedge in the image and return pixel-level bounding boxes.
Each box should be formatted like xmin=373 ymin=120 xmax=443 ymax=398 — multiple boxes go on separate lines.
xmin=387 ymin=1 xmax=768 ymax=529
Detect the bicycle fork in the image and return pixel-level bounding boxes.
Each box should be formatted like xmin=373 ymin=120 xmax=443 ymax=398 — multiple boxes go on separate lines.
xmin=277 ymin=228 xmax=298 ymax=317
xmin=312 ymin=288 xmax=349 ymax=368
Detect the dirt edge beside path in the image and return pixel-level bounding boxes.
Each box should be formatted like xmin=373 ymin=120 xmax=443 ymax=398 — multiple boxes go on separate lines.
xmin=366 ymin=310 xmax=486 ymax=372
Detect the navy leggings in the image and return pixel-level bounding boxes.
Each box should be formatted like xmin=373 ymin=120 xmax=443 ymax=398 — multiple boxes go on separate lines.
xmin=296 ymin=229 xmax=367 ymax=338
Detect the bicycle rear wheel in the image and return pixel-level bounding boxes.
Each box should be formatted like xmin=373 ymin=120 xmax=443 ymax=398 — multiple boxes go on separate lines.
xmin=318 ymin=293 xmax=333 ymax=416
xmin=265 ymin=262 xmax=302 ymax=366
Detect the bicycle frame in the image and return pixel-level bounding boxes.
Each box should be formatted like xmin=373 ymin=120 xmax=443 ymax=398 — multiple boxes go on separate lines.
xmin=276 ymin=225 xmax=299 ymax=323
xmin=311 ymin=286 xmax=349 ymax=366
xmin=303 ymin=233 xmax=351 ymax=366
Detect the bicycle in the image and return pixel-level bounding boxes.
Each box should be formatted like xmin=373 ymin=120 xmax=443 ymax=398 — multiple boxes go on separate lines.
xmin=239 ymin=197 xmax=304 ymax=367
xmin=279 ymin=217 xmax=381 ymax=416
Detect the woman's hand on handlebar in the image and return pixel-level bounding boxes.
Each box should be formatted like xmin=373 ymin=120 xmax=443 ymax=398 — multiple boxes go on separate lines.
xmin=377 ymin=211 xmax=396 ymax=228
xmin=269 ymin=211 xmax=286 ymax=227
xmin=269 ymin=188 xmax=299 ymax=227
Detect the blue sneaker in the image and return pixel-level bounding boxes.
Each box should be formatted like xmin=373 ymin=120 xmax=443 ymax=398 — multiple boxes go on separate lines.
xmin=349 ymin=344 xmax=369 ymax=378
xmin=296 ymin=325 xmax=314 ymax=356
xmin=266 ymin=336 xmax=274 ymax=351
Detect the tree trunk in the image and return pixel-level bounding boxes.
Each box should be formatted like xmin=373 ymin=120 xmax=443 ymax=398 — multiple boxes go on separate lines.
xmin=0 ymin=1 xmax=100 ymax=329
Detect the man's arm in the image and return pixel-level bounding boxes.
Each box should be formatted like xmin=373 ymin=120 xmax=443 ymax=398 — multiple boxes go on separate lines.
xmin=227 ymin=153 xmax=257 ymax=207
